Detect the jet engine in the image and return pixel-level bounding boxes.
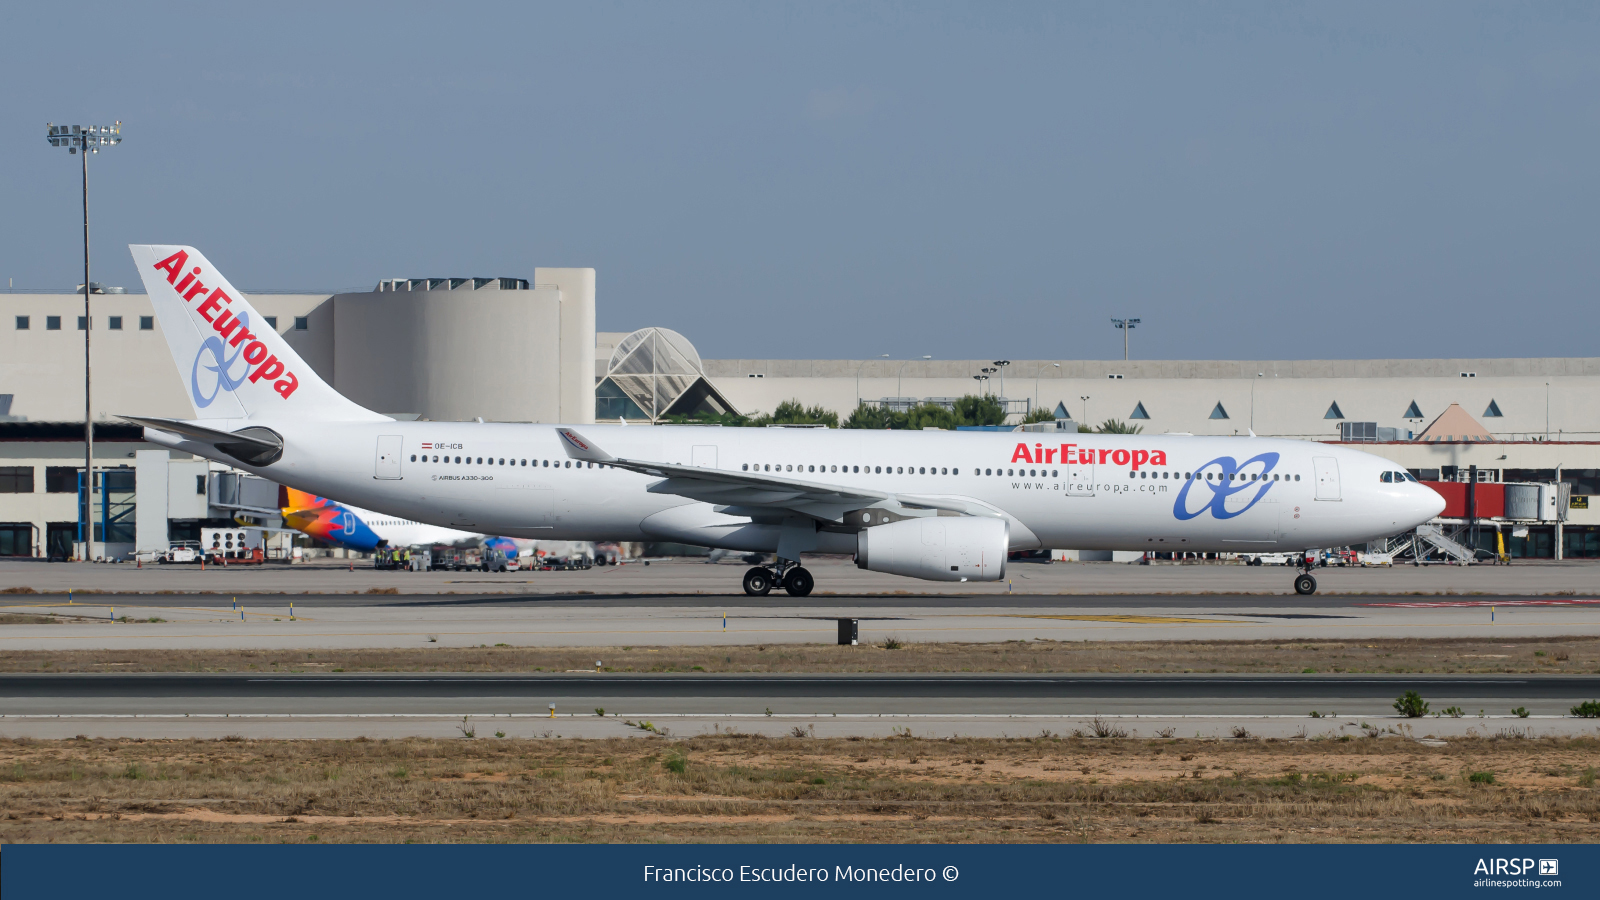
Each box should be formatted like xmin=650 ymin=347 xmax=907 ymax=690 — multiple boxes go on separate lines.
xmin=854 ymin=515 xmax=1007 ymax=582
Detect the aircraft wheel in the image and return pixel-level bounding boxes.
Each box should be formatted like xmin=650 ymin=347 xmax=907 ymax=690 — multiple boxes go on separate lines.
xmin=742 ymin=566 xmax=774 ymax=597
xmin=783 ymin=566 xmax=814 ymax=597
xmin=1294 ymin=573 xmax=1318 ymax=596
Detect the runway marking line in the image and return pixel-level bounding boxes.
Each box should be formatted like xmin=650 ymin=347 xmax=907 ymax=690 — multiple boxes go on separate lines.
xmin=1361 ymin=599 xmax=1600 ymax=608
xmin=1002 ymin=614 xmax=1238 ymax=624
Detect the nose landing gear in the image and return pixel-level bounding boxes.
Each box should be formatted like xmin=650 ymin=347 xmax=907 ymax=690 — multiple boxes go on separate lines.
xmin=741 ymin=559 xmax=814 ymax=597
xmin=1293 ymin=572 xmax=1317 ymax=595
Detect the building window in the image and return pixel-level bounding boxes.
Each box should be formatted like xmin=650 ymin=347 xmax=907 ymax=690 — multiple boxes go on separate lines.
xmin=264 ymin=316 xmax=278 ymax=330
xmin=294 ymin=316 xmax=308 ymax=331
xmin=1484 ymin=399 xmax=1503 ymax=418
xmin=1324 ymin=401 xmax=1344 ymax=419
xmin=108 ymin=316 xmax=122 ymax=330
xmin=45 ymin=466 xmax=78 ymax=493
xmin=1130 ymin=402 xmax=1150 ymax=420
xmin=77 ymin=316 xmax=88 ymax=330
xmin=1402 ymin=401 xmax=1423 ymax=419
xmin=197 ymin=475 xmax=206 ymax=495
xmin=140 ymin=316 xmax=154 ymax=330
xmin=1209 ymin=402 xmax=1229 ymax=420
xmin=0 ymin=466 xmax=34 ymax=493
xmin=46 ymin=316 xmax=60 ymax=330
xmin=14 ymin=316 xmax=28 ymax=330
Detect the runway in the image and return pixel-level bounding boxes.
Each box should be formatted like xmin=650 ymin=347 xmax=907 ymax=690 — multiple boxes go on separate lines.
xmin=4 ymin=556 xmax=1600 ymax=600
xmin=14 ymin=591 xmax=1597 ymax=610
xmin=3 ymin=672 xmax=1594 ymax=740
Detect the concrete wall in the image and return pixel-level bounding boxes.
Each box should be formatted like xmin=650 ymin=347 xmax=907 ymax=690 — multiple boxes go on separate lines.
xmin=699 ymin=357 xmax=1599 ymax=440
xmin=332 ymin=273 xmax=594 ymax=424
xmin=0 ymin=292 xmax=333 ymax=423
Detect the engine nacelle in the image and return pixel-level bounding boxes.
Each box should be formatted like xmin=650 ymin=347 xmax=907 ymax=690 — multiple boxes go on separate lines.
xmin=854 ymin=515 xmax=1008 ymax=582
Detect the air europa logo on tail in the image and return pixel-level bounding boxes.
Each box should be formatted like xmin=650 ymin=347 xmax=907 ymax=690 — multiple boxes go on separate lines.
xmin=152 ymin=251 xmax=299 ymax=403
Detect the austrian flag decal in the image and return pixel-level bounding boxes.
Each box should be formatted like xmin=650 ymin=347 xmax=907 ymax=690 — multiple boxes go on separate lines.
xmin=152 ymin=250 xmax=300 ymax=400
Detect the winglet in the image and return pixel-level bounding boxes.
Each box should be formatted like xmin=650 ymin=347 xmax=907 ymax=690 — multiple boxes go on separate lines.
xmin=555 ymin=428 xmax=615 ymax=462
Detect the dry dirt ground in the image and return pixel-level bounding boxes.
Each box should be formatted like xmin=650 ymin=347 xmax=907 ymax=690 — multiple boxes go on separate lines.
xmin=1 ymin=735 xmax=1596 ymax=844
xmin=1 ymin=636 xmax=1597 ymax=675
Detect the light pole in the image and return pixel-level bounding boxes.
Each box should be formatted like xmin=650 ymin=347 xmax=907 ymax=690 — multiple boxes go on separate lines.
xmin=992 ymin=360 xmax=1010 ymax=401
xmin=897 ymin=355 xmax=931 ymax=403
xmin=980 ymin=367 xmax=997 ymax=396
xmin=1249 ymin=372 xmax=1263 ymax=432
xmin=47 ymin=121 xmax=121 ymax=562
xmin=1110 ymin=318 xmax=1140 ymax=361
xmin=1080 ymin=395 xmax=1090 ymax=425
xmin=1036 ymin=362 xmax=1059 ymax=413
xmin=856 ymin=354 xmax=889 ymax=407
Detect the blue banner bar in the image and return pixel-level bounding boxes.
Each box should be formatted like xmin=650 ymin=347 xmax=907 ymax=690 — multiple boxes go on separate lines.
xmin=3 ymin=843 xmax=1593 ymax=898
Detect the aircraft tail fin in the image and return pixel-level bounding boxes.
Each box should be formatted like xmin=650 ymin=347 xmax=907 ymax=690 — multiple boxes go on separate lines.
xmin=129 ymin=244 xmax=385 ymax=422
xmin=280 ymin=487 xmax=330 ymax=514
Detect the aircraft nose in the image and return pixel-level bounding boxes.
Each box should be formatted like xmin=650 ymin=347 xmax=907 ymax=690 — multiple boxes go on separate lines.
xmin=1415 ymin=483 xmax=1447 ymax=523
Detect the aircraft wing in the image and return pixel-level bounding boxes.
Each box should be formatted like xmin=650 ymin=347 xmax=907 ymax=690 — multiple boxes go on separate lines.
xmin=555 ymin=427 xmax=990 ymax=521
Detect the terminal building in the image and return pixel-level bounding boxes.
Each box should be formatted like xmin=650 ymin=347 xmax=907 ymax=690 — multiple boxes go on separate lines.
xmin=2 ymin=274 xmax=1597 ymax=561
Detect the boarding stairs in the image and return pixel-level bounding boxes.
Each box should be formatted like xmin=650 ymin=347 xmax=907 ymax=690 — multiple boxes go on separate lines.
xmin=1414 ymin=524 xmax=1475 ymax=563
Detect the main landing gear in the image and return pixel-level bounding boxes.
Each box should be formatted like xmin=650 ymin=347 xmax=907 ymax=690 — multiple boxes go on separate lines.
xmin=742 ymin=560 xmax=813 ymax=597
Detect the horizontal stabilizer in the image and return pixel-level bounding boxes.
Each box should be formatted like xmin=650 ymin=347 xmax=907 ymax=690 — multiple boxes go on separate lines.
xmin=119 ymin=415 xmax=283 ymax=467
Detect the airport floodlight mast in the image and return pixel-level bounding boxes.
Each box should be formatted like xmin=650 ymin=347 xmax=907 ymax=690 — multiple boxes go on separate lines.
xmin=980 ymin=366 xmax=997 ymax=396
xmin=47 ymin=121 xmax=121 ymax=562
xmin=992 ymin=360 xmax=1010 ymax=401
xmin=1110 ymin=317 xmax=1140 ymax=360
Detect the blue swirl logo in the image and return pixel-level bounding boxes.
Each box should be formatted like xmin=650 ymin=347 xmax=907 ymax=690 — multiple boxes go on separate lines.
xmin=189 ymin=313 xmax=252 ymax=409
xmin=1172 ymin=452 xmax=1280 ymax=520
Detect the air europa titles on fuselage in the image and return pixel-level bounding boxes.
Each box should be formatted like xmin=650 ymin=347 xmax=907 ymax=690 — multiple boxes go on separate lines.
xmin=1011 ymin=442 xmax=1168 ymax=471
xmin=151 ymin=250 xmax=300 ymax=400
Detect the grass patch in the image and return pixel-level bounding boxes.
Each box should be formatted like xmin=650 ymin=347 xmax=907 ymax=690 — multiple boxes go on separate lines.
xmin=0 ymin=735 xmax=1595 ymax=844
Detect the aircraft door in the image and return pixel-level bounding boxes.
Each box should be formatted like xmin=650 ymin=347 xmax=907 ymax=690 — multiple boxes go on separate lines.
xmin=1313 ymin=457 xmax=1341 ymax=501
xmin=375 ymin=435 xmax=403 ymax=480
xmin=692 ymin=445 xmax=718 ymax=469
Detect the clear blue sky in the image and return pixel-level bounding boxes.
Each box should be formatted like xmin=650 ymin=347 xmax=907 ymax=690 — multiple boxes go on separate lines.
xmin=3 ymin=2 xmax=1597 ymax=361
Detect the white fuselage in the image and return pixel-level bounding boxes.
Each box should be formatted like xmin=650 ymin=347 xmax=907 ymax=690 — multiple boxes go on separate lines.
xmin=152 ymin=421 xmax=1445 ymax=558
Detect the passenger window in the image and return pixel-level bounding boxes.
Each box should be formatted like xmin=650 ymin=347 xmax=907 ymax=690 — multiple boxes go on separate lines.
xmin=1294 ymin=474 xmax=1300 ymax=481
xmin=953 ymin=468 xmax=959 ymax=475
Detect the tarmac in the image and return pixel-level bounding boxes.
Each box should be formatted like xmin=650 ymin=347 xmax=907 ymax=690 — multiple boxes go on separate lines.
xmin=3 ymin=672 xmax=1596 ymax=740
xmin=3 ymin=555 xmax=1599 ymax=597
xmin=3 ymin=557 xmax=1597 ymax=740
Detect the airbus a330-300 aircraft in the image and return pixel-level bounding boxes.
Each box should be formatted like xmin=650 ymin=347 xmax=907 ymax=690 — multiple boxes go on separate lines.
xmin=124 ymin=245 xmax=1445 ymax=597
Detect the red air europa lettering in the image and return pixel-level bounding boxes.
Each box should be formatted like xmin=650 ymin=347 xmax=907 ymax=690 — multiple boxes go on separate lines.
xmin=1010 ymin=442 xmax=1168 ymax=471
xmin=150 ymin=251 xmax=301 ymax=400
